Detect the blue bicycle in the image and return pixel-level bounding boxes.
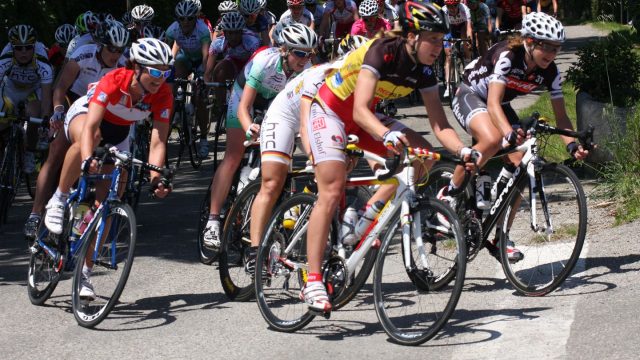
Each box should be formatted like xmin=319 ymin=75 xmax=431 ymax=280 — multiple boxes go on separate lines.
xmin=27 ymin=145 xmax=172 ymax=328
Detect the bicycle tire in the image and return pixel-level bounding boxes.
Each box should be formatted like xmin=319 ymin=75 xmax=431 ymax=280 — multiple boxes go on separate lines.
xmin=255 ymin=192 xmax=334 ymax=332
xmin=211 ymin=112 xmax=226 ymax=173
xmin=373 ymin=198 xmax=466 ymax=345
xmin=183 ymin=108 xmax=202 ymax=169
xmin=72 ymin=202 xmax=137 ymax=328
xmin=196 ymin=183 xmax=218 ymax=265
xmin=0 ymin=144 xmax=19 ymax=224
xmin=499 ymin=162 xmax=587 ymax=296
xmin=219 ymin=180 xmax=262 ymax=301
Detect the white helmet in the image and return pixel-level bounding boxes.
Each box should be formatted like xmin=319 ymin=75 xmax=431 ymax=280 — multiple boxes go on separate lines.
xmin=175 ymin=0 xmax=199 ymax=18
xmin=188 ymin=0 xmax=202 ymax=11
xmin=337 ymin=34 xmax=368 ymax=56
xmin=219 ymin=1 xmax=239 ymax=13
xmin=257 ymin=0 xmax=267 ymax=9
xmin=100 ymin=21 xmax=130 ymax=48
xmin=521 ymin=12 xmax=565 ymax=43
xmin=359 ymin=0 xmax=379 ymax=17
xmin=220 ymin=12 xmax=246 ymax=31
xmin=55 ymin=24 xmax=77 ymax=46
xmin=130 ymin=38 xmax=173 ymax=66
xmin=131 ymin=4 xmax=155 ymax=22
xmin=8 ymin=24 xmax=37 ymax=45
xmin=280 ymin=23 xmax=317 ymax=49
xmin=239 ymin=0 xmax=262 ymax=15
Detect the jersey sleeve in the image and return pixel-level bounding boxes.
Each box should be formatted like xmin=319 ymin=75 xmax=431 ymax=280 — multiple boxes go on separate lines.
xmin=545 ymin=65 xmax=564 ymax=100
xmin=462 ymin=4 xmax=472 ymax=21
xmin=88 ymin=73 xmax=121 ymax=108
xmin=37 ymin=61 xmax=54 ymax=85
xmin=301 ymin=67 xmax=327 ymax=99
xmin=165 ymin=23 xmax=179 ymax=44
xmin=209 ymin=38 xmax=225 ymax=56
xmin=488 ymin=49 xmax=514 ymax=85
xmin=198 ymin=22 xmax=212 ymax=45
xmin=361 ymin=39 xmax=394 ymax=78
xmin=350 ymin=20 xmax=366 ymax=36
xmin=245 ymin=53 xmax=268 ymax=89
xmin=150 ymin=84 xmax=173 ymax=123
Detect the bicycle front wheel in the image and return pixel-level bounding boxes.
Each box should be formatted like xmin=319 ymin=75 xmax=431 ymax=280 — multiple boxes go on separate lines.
xmin=500 ymin=163 xmax=587 ymax=296
xmin=373 ymin=199 xmax=466 ymax=345
xmin=72 ymin=202 xmax=137 ymax=328
xmin=183 ymin=109 xmax=202 ymax=169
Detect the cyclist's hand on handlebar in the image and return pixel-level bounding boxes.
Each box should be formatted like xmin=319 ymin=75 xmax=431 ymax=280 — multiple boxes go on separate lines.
xmin=81 ymin=156 xmax=100 ymax=174
xmin=501 ymin=127 xmax=525 ymax=149
xmin=567 ymin=141 xmax=590 ymax=160
xmin=459 ymin=147 xmax=481 ymax=172
xmin=50 ymin=108 xmax=65 ymax=131
xmin=150 ymin=177 xmax=172 ymax=199
xmin=382 ymin=130 xmax=409 ymax=155
xmin=245 ymin=123 xmax=261 ymax=141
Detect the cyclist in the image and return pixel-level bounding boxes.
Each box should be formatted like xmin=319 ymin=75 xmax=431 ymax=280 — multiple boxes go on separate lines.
xmin=48 ymin=24 xmax=77 ymax=75
xmin=303 ymin=1 xmax=476 ymax=313
xmin=239 ymin=0 xmax=271 ymax=46
xmin=319 ymin=0 xmax=359 ymax=40
xmin=130 ymin=4 xmax=155 ymax=41
xmin=495 ymin=0 xmax=526 ymax=35
xmin=305 ymin=0 xmax=325 ymax=34
xmin=447 ymin=12 xmax=588 ymax=261
xmin=142 ymin=25 xmax=167 ymax=43
xmin=442 ymin=0 xmax=472 ymax=98
xmin=166 ymin=0 xmax=212 ymax=158
xmin=42 ymin=38 xmax=173 ymax=299
xmin=204 ymin=12 xmax=260 ymax=137
xmin=23 ymin=21 xmax=129 ymax=240
xmin=378 ymin=0 xmax=399 ymax=26
xmin=270 ymin=0 xmax=315 ymax=45
xmin=0 ymin=25 xmax=53 ymax=174
xmin=67 ymin=11 xmax=100 ymax=59
xmin=351 ymin=0 xmax=391 ymax=38
xmin=538 ymin=0 xmax=559 ymax=18
xmin=212 ymin=1 xmax=240 ymax=39
xmin=202 ymin=24 xmax=317 ymax=251
xmin=467 ymin=0 xmax=492 ymax=57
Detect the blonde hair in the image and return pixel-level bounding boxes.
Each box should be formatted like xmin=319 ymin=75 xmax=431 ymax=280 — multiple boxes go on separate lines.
xmin=507 ymin=34 xmax=526 ymax=50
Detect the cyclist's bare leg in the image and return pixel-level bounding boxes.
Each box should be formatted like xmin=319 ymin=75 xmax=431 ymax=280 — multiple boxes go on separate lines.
xmin=56 ymin=114 xmax=100 ymax=194
xmin=208 ymin=127 xmax=245 ymax=215
xmin=207 ymin=59 xmax=236 ymax=138
xmin=30 ymin=134 xmax=70 ymax=215
xmin=444 ymin=47 xmax=452 ymax=86
xmin=307 ymin=160 xmax=346 ymax=274
xmin=249 ymin=161 xmax=289 ymax=247
xmin=24 ymin=99 xmax=41 ymax=151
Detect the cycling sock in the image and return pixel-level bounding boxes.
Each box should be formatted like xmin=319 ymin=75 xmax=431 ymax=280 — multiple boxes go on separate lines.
xmin=307 ymin=273 xmax=322 ymax=283
xmin=447 ymin=181 xmax=459 ymax=193
xmin=82 ymin=264 xmax=92 ymax=278
xmin=28 ymin=212 xmax=41 ymax=219
xmin=208 ymin=214 xmax=220 ymax=221
xmin=52 ymin=188 xmax=69 ymax=203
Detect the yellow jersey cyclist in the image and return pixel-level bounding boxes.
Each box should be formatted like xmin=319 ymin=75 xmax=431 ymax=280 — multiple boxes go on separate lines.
xmin=303 ymin=1 xmax=477 ymax=313
xmin=23 ymin=21 xmax=129 ymax=240
xmin=202 ymin=24 xmax=318 ymax=251
xmin=446 ymin=12 xmax=589 ymax=262
xmin=166 ymin=0 xmax=212 ymax=157
xmin=0 ymin=25 xmax=53 ymax=175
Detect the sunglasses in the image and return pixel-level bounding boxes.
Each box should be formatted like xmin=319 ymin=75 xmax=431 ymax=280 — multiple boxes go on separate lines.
xmin=535 ymin=41 xmax=561 ymax=53
xmin=13 ymin=44 xmax=34 ymax=52
xmin=291 ymin=49 xmax=314 ymax=58
xmin=178 ymin=16 xmax=196 ymax=22
xmin=106 ymin=45 xmax=125 ymax=54
xmin=144 ymin=66 xmax=172 ymax=79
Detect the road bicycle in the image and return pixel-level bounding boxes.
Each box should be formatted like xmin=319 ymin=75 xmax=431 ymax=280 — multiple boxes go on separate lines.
xmin=169 ymin=77 xmax=202 ymax=169
xmin=123 ymin=118 xmax=151 ymax=212
xmin=204 ymin=80 xmax=234 ymax=173
xmin=444 ymin=37 xmax=471 ymax=106
xmin=27 ymin=145 xmax=172 ymax=327
xmin=424 ymin=113 xmax=595 ymax=296
xmin=255 ymin=143 xmax=471 ymax=345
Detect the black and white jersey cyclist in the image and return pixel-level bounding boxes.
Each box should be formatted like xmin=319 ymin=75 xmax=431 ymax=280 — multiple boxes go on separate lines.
xmin=129 ymin=4 xmax=155 ymax=42
xmin=67 ymin=11 xmax=100 ymax=60
xmin=0 ymin=25 xmax=53 ymax=174
xmin=446 ymin=12 xmax=589 ymax=262
xmin=270 ymin=0 xmax=316 ymax=45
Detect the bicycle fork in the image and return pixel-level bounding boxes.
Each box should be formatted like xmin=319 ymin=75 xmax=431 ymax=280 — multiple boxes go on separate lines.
xmin=527 ymin=161 xmax=554 ymax=238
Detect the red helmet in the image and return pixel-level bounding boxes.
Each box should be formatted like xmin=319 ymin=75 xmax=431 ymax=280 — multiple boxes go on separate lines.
xmin=444 ymin=0 xmax=460 ymax=5
xmin=287 ymin=0 xmax=304 ymax=6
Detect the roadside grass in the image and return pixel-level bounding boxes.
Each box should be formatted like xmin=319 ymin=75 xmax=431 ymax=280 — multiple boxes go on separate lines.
xmin=588 ymin=21 xmax=631 ymax=33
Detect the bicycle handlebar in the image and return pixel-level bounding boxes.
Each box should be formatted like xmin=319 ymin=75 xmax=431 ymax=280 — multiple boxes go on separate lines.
xmin=0 ymin=111 xmax=45 ymax=125
xmin=522 ymin=112 xmax=596 ymax=151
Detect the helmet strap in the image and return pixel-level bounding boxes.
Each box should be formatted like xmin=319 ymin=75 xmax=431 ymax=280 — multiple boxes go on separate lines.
xmin=282 ymin=51 xmax=294 ymax=76
xmin=133 ymin=65 xmax=150 ymax=98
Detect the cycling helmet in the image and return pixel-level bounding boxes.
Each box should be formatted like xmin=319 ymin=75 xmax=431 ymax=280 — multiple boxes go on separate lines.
xmin=359 ymin=0 xmax=379 ymax=17
xmin=142 ymin=25 xmax=167 ymax=42
xmin=337 ymin=34 xmax=368 ymax=56
xmin=399 ymin=1 xmax=450 ymax=34
xmin=280 ymin=23 xmax=317 ymax=49
xmin=287 ymin=0 xmax=304 ymax=6
xmin=258 ymin=0 xmax=267 ymax=9
xmin=96 ymin=13 xmax=116 ymax=23
xmin=188 ymin=0 xmax=202 ymax=11
xmin=8 ymin=25 xmax=37 ymax=45
xmin=122 ymin=11 xmax=133 ymax=26
xmin=100 ymin=21 xmax=130 ymax=47
xmin=130 ymin=38 xmax=173 ymax=66
xmin=55 ymin=24 xmax=77 ymax=46
xmin=175 ymin=0 xmax=199 ymax=18
xmin=304 ymin=0 xmax=317 ymax=5
xmin=75 ymin=11 xmax=99 ymax=35
xmin=219 ymin=1 xmax=239 ymax=13
xmin=521 ymin=11 xmax=566 ymax=43
xmin=131 ymin=4 xmax=155 ymax=22
xmin=239 ymin=0 xmax=262 ymax=15
xmin=444 ymin=0 xmax=460 ymax=5
xmin=220 ymin=12 xmax=246 ymax=31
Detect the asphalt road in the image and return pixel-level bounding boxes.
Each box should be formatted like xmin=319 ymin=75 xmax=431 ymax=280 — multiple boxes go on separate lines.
xmin=2 ymin=25 xmax=639 ymax=359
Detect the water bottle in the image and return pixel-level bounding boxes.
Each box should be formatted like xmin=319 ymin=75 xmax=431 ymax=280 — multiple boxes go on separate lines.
xmin=491 ymin=167 xmax=514 ymax=202
xmin=237 ymin=165 xmax=252 ymax=194
xmin=71 ymin=203 xmax=90 ymax=238
xmin=282 ymin=206 xmax=300 ymax=230
xmin=76 ymin=207 xmax=95 ymax=236
xmin=476 ymin=171 xmax=492 ymax=210
xmin=354 ymin=201 xmax=385 ymax=240
xmin=340 ymin=206 xmax=359 ymax=245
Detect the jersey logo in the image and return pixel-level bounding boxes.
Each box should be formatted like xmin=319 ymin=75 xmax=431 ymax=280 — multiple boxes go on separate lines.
xmin=332 ymin=71 xmax=343 ymax=86
xmin=312 ymin=117 xmax=326 ymax=131
xmin=505 ymin=76 xmax=538 ymax=93
xmin=96 ymin=91 xmax=108 ymax=104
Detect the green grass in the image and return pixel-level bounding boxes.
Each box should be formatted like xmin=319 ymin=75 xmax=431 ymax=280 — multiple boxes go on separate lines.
xmin=517 ymin=82 xmax=578 ymax=163
xmin=589 ymin=21 xmax=632 ymax=33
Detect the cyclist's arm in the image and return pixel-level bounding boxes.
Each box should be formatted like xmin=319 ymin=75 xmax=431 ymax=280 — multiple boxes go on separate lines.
xmin=80 ymin=102 xmax=107 ymax=161
xmin=200 ymin=41 xmax=210 ymax=75
xmin=149 ymin=119 xmax=170 ymax=181
xmin=319 ymin=12 xmax=331 ymax=38
xmin=238 ymin=84 xmax=258 ymax=132
xmin=52 ymin=60 xmax=80 ymax=109
xmin=422 ymin=89 xmax=466 ymax=155
xmin=171 ymin=41 xmax=181 ymax=60
xmin=204 ymin=52 xmax=216 ymax=82
xmin=495 ymin=7 xmax=503 ymax=29
xmin=486 ymin=81 xmax=513 ymax=136
xmin=550 ymin=97 xmax=578 ymax=146
xmin=299 ymin=97 xmax=313 ymax=156
xmin=352 ymin=68 xmax=389 ymax=139
xmin=553 ymin=0 xmax=559 ymax=16
xmin=537 ymin=2 xmax=542 ymax=12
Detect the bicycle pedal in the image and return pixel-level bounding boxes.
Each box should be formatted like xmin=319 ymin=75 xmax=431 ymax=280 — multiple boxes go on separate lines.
xmin=308 ymin=309 xmax=332 ymax=319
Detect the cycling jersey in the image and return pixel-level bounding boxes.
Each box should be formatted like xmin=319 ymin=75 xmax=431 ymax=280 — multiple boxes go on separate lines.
xmin=319 ymin=36 xmax=438 ymax=126
xmin=0 ymin=48 xmax=53 ymax=97
xmin=381 ymin=3 xmax=399 ymax=21
xmin=66 ymin=33 xmax=94 ymax=60
xmin=68 ymin=44 xmax=118 ymax=97
xmin=209 ymin=30 xmax=261 ymax=70
xmin=498 ymin=0 xmax=525 ymax=29
xmin=443 ymin=3 xmax=471 ymax=27
xmin=87 ymin=67 xmax=172 ymax=126
xmin=227 ymin=47 xmax=310 ymax=129
xmin=246 ymin=14 xmax=271 ymax=34
xmin=350 ymin=18 xmax=391 ymax=38
xmin=166 ymin=19 xmax=211 ymax=62
xmin=1 ymin=41 xmax=49 ymax=59
xmin=279 ymin=8 xmax=315 ymax=26
xmin=463 ymin=40 xmax=563 ymax=102
xmin=469 ymin=3 xmax=491 ymax=31
xmin=324 ymin=0 xmax=358 ymax=38
xmin=308 ymin=5 xmax=325 ymax=25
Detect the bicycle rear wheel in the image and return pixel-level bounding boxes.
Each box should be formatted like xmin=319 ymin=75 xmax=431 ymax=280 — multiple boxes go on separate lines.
xmin=373 ymin=199 xmax=466 ymax=345
xmin=219 ymin=180 xmax=262 ymax=300
xmin=27 ymin=211 xmax=67 ymax=305
xmin=72 ymin=202 xmax=136 ymax=328
xmin=183 ymin=108 xmax=202 ymax=169
xmin=500 ymin=163 xmax=587 ymax=296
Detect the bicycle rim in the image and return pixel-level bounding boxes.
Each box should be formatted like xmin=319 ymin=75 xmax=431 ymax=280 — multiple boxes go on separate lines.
xmin=255 ymin=193 xmax=317 ymax=332
xmin=500 ymin=163 xmax=587 ymax=296
xmin=219 ymin=180 xmax=261 ymax=301
xmin=72 ymin=203 xmax=137 ymax=328
xmin=373 ymin=199 xmax=466 ymax=345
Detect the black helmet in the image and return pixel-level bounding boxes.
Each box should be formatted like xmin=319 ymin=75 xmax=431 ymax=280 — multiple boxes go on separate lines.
xmin=398 ymin=1 xmax=450 ymax=34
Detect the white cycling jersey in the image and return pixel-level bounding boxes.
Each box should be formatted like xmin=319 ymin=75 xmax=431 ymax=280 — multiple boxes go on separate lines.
xmin=324 ymin=0 xmax=358 ymax=23
xmin=166 ymin=19 xmax=211 ymax=62
xmin=443 ymin=3 xmax=471 ymax=26
xmin=0 ymin=46 xmax=53 ymax=109
xmin=66 ymin=33 xmax=95 ymax=60
xmin=279 ymin=8 xmax=315 ymax=26
xmin=261 ymin=61 xmax=342 ymax=164
xmin=68 ymin=44 xmax=118 ymax=97
xmin=1 ymin=41 xmax=49 ymax=59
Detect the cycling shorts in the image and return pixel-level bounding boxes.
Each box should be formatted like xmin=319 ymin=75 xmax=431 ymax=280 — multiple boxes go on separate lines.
xmin=451 ymin=83 xmax=519 ymax=133
xmin=65 ymin=97 xmax=129 ymax=151
xmin=260 ymin=108 xmax=298 ymax=165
